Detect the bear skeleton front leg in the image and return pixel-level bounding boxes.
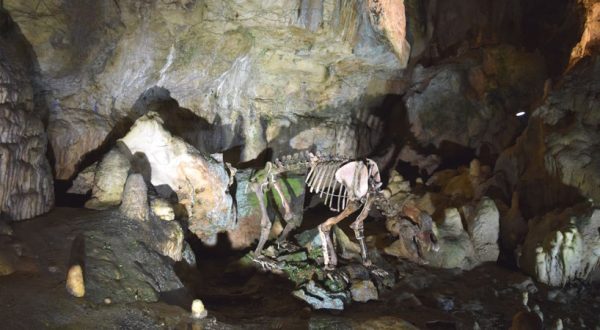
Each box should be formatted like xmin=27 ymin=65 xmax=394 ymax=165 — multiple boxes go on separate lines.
xmin=318 ymin=201 xmax=359 ymax=270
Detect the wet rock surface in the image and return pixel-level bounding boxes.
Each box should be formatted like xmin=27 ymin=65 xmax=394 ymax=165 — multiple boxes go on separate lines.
xmin=0 ymin=208 xmax=598 ymax=329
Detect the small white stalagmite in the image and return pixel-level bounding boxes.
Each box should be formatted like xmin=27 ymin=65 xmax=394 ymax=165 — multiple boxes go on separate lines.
xmin=66 ymin=264 xmax=85 ymax=297
xmin=191 ymin=299 xmax=208 ymax=319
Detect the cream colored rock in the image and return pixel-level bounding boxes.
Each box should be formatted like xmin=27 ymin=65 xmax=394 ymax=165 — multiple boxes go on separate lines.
xmin=519 ymin=207 xmax=600 ymax=286
xmin=119 ymin=113 xmax=235 ymax=243
xmin=85 ymin=148 xmax=131 ymax=210
xmin=191 ymin=299 xmax=207 ymax=319
xmin=465 ymin=198 xmax=500 ymax=263
xmin=66 ymin=264 xmax=85 ymax=297
xmin=151 ymin=198 xmax=175 ymax=221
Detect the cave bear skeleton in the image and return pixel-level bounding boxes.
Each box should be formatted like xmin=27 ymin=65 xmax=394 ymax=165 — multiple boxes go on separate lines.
xmin=249 ymin=151 xmax=437 ymax=270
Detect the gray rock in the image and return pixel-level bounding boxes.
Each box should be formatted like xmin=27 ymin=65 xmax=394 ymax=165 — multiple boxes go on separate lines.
xmin=82 ymin=211 xmax=186 ymax=303
xmin=466 ymin=198 xmax=500 ymax=263
xmin=120 ymin=174 xmax=149 ymax=222
xmin=350 ymin=280 xmax=378 ymax=302
xmin=5 ymin=0 xmax=408 ymax=176
xmin=293 ymin=280 xmax=349 ymax=310
xmin=67 ymin=163 xmax=97 ymax=195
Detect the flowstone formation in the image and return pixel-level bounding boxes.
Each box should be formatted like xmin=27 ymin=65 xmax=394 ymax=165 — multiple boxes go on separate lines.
xmin=0 ymin=11 xmax=53 ymax=221
xmin=4 ymin=0 xmax=410 ymax=180
xmin=81 ymin=112 xmax=236 ymax=245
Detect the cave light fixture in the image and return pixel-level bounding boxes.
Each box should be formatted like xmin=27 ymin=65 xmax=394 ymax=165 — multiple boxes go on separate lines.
xmin=515 ymin=111 xmax=526 ymax=117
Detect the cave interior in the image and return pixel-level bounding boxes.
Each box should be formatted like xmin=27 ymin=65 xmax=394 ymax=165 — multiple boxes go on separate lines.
xmin=0 ymin=0 xmax=599 ymax=329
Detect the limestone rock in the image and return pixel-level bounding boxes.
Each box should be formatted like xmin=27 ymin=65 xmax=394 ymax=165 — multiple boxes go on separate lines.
xmin=119 ymin=112 xmax=235 ymax=244
xmin=5 ymin=0 xmax=408 ymax=172
xmin=404 ymin=46 xmax=546 ymax=153
xmin=350 ymin=280 xmax=378 ymax=302
xmin=150 ymin=198 xmax=175 ymax=221
xmin=493 ymin=56 xmax=600 ymax=218
xmin=0 ymin=12 xmax=53 ymax=221
xmin=85 ymin=148 xmax=131 ymax=210
xmin=518 ymin=206 xmax=600 ymax=286
xmin=67 ymin=163 xmax=97 ymax=195
xmin=48 ymin=109 xmax=112 ymax=180
xmin=120 ymin=174 xmax=149 ymax=222
xmin=465 ymin=198 xmax=500 ymax=263
xmin=82 ymin=210 xmax=186 ymax=303
xmin=421 ymin=208 xmax=477 ymax=270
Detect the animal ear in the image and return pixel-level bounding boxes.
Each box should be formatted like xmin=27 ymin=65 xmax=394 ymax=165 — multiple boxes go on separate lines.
xmin=335 ymin=161 xmax=369 ymax=198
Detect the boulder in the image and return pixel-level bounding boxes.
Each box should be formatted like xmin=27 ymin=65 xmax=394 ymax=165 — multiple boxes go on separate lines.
xmin=119 ymin=112 xmax=235 ymax=244
xmin=518 ymin=206 xmax=600 ymax=286
xmin=421 ymin=208 xmax=477 ymax=270
xmin=81 ymin=210 xmax=186 ymax=303
xmin=350 ymin=280 xmax=378 ymax=302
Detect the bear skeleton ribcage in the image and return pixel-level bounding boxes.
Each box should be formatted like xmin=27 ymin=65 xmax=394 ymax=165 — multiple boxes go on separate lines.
xmin=250 ymin=151 xmax=416 ymax=271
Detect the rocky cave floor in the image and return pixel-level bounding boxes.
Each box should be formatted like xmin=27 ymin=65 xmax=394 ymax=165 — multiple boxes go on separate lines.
xmin=1 ymin=208 xmax=598 ymax=329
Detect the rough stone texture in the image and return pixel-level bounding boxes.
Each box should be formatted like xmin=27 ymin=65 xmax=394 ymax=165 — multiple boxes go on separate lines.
xmin=518 ymin=205 xmax=600 ymax=286
xmin=67 ymin=162 xmax=97 ymax=195
xmin=150 ymin=198 xmax=175 ymax=221
xmin=0 ymin=12 xmax=54 ymax=221
xmin=465 ymin=197 xmax=500 ymax=263
xmin=119 ymin=112 xmax=235 ymax=244
xmin=404 ymin=46 xmax=546 ymax=153
xmin=120 ymin=174 xmax=149 ymax=222
xmin=82 ymin=211 xmax=186 ymax=303
xmin=536 ymin=55 xmax=600 ymax=203
xmin=570 ymin=1 xmax=600 ymax=63
xmin=350 ymin=280 xmax=378 ymax=302
xmin=422 ymin=208 xmax=476 ymax=270
xmin=494 ymin=55 xmax=600 ymax=218
xmin=5 ymin=0 xmax=410 ymax=177
xmin=85 ymin=147 xmax=131 ymax=210
xmin=230 ymin=168 xmax=305 ymax=249
xmin=48 ymin=109 xmax=112 ymax=180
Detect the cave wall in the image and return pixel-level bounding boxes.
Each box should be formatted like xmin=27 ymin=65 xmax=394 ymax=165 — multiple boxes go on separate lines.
xmin=4 ymin=0 xmax=410 ymax=180
xmin=0 ymin=10 xmax=54 ymax=220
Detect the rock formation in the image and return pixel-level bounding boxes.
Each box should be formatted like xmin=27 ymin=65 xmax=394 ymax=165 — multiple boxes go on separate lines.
xmin=518 ymin=206 xmax=600 ymax=286
xmin=4 ymin=0 xmax=410 ymax=179
xmin=0 ymin=11 xmax=53 ymax=221
xmin=119 ymin=112 xmax=235 ymax=244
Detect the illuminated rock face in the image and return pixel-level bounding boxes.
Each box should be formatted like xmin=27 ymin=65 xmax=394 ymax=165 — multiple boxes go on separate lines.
xmin=119 ymin=112 xmax=235 ymax=244
xmin=519 ymin=207 xmax=600 ymax=286
xmin=0 ymin=14 xmax=54 ymax=221
xmin=4 ymin=0 xmax=410 ymax=179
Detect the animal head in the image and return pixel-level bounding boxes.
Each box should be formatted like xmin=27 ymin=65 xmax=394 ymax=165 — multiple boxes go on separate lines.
xmin=335 ymin=159 xmax=382 ymax=199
